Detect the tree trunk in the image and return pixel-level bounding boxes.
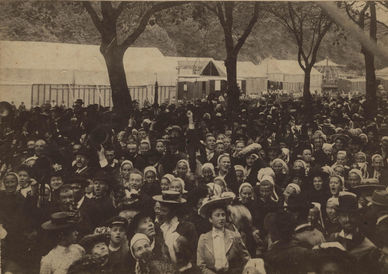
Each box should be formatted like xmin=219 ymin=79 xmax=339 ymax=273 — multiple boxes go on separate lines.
xmin=303 ymin=67 xmax=313 ymax=120
xmin=102 ymin=46 xmax=132 ymax=119
xmin=224 ymin=54 xmax=239 ymax=115
xmin=363 ymin=46 xmax=377 ymax=119
xmin=363 ymin=2 xmax=377 ymax=119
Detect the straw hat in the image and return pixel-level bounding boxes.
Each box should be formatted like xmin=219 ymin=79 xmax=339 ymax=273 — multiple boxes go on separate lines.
xmin=152 ymin=190 xmax=186 ymax=204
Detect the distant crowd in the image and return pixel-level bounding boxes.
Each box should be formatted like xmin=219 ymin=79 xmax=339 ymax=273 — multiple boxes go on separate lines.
xmin=1 ymin=92 xmax=388 ymax=274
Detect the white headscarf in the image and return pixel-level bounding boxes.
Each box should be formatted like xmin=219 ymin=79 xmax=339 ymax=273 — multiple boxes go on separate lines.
xmin=202 ymin=163 xmax=216 ymax=176
xmin=239 ymin=182 xmax=253 ymax=197
xmin=171 ymin=177 xmax=188 ymax=194
xmin=144 ymin=166 xmax=157 ymax=177
xmin=175 ymin=159 xmax=191 ymax=176
xmin=286 ymin=183 xmax=301 ymax=195
xmin=271 ymin=158 xmax=289 ymax=175
xmin=257 ymin=167 xmax=275 ymax=182
xmin=121 ymin=160 xmax=134 ymax=171
xmin=207 ymin=183 xmax=222 ymax=197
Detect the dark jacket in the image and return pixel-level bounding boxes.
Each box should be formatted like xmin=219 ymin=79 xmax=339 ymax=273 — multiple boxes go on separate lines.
xmin=264 ymin=240 xmax=311 ymax=274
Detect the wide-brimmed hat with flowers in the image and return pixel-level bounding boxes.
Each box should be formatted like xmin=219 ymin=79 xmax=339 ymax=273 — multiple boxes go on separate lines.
xmin=198 ymin=195 xmax=234 ymax=218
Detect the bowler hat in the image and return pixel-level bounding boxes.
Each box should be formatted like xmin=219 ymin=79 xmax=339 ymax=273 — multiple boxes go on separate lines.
xmin=371 ymin=190 xmax=388 ymax=207
xmin=337 ymin=194 xmax=358 ymax=213
xmin=41 ymin=212 xmax=78 ymax=230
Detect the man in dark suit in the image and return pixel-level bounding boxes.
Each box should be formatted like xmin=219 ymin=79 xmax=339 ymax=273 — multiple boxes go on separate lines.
xmin=368 ymin=190 xmax=388 ymax=249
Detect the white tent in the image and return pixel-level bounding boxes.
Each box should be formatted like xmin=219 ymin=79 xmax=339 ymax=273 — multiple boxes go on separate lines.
xmin=257 ymin=58 xmax=322 ymax=92
xmin=0 ymin=40 xmax=177 ymax=107
xmin=377 ymin=67 xmax=388 ymax=77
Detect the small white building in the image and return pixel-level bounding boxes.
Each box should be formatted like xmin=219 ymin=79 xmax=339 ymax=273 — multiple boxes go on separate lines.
xmin=257 ymin=58 xmax=323 ymax=94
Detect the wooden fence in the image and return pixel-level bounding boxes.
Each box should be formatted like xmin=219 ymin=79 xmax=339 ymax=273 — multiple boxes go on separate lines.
xmin=31 ymin=84 xmax=176 ymax=108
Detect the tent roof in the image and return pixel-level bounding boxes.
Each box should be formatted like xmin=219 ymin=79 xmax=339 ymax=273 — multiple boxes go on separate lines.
xmin=376 ymin=67 xmax=388 ymax=77
xmin=258 ymin=58 xmax=321 ymax=76
xmin=315 ymin=59 xmax=345 ymax=67
xmin=0 ymin=40 xmax=177 ymax=85
xmin=201 ymin=60 xmax=266 ymax=78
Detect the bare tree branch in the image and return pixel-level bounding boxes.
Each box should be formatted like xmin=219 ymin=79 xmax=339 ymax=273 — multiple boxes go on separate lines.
xmin=234 ymin=2 xmax=259 ymax=54
xmin=83 ymin=2 xmax=103 ymax=34
xmin=113 ymin=2 xmax=128 ymax=19
xmin=200 ymin=2 xmax=217 ymax=14
xmin=120 ymin=1 xmax=184 ymax=50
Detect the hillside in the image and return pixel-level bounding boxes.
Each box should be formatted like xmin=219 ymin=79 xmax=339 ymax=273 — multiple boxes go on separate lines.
xmin=0 ymin=1 xmax=387 ymax=72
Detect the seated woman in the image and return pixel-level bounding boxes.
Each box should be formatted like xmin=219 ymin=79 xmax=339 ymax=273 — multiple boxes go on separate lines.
xmin=197 ymin=196 xmax=250 ymax=274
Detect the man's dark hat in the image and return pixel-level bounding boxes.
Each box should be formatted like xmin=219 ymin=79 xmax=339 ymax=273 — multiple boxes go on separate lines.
xmin=337 ymin=193 xmax=358 ymax=213
xmin=41 ymin=212 xmax=79 ymax=230
xmin=332 ymin=134 xmax=350 ymax=144
xmin=74 ymin=99 xmax=84 ymax=105
xmin=74 ymin=146 xmax=90 ymax=157
xmin=93 ymin=170 xmax=112 ymax=185
xmin=370 ymin=189 xmax=388 ymax=207
xmin=79 ymin=233 xmax=110 ymax=253
xmin=309 ymin=167 xmax=329 ymax=181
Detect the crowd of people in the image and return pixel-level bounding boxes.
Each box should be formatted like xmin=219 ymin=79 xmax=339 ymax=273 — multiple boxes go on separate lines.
xmin=1 ymin=91 xmax=388 ymax=274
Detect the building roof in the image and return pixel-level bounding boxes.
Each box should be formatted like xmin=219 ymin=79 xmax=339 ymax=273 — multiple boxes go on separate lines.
xmin=257 ymin=58 xmax=322 ymax=76
xmin=165 ymin=56 xmax=214 ymax=76
xmin=315 ymin=58 xmax=345 ymax=67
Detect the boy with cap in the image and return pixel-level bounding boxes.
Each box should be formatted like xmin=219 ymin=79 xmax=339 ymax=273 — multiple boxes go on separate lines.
xmin=108 ymin=216 xmax=132 ymax=274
